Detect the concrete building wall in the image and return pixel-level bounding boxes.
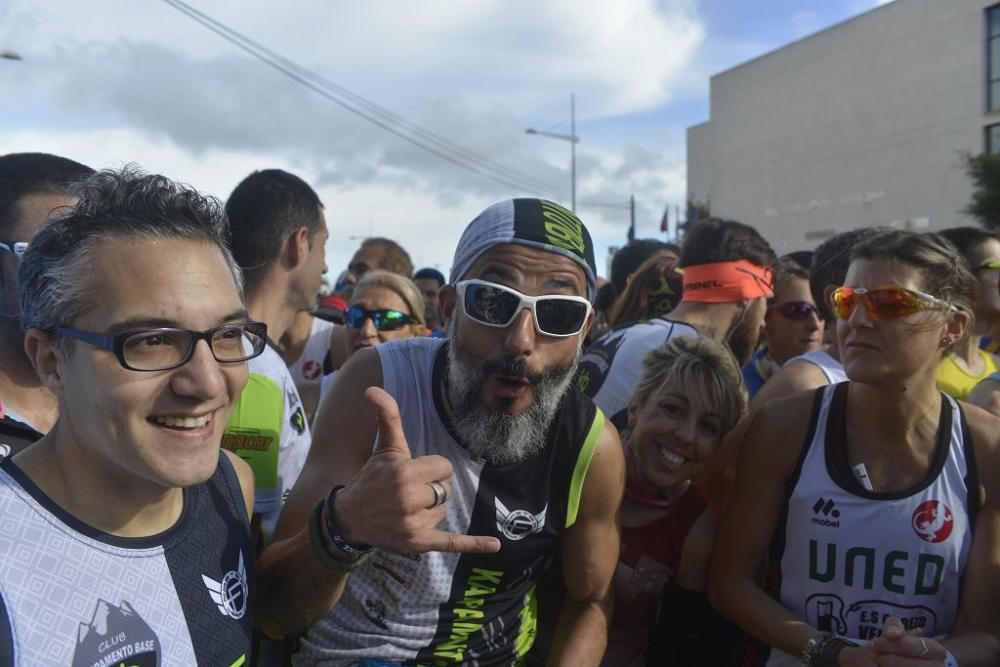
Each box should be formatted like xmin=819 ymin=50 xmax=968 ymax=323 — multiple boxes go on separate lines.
xmin=687 ymin=0 xmax=996 ymax=253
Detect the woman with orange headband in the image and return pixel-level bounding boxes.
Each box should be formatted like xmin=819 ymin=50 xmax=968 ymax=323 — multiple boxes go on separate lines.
xmin=711 ymin=231 xmax=1000 ymax=667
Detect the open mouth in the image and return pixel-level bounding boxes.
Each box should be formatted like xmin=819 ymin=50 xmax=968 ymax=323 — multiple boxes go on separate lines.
xmin=149 ymin=414 xmax=213 ymax=430
xmin=493 ymin=374 xmax=530 ymax=398
xmin=658 ymin=446 xmax=688 ymax=467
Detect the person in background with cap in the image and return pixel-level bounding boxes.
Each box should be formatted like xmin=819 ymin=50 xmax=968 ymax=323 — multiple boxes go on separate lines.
xmin=256 ymin=198 xmax=623 ymax=666
xmin=578 ymin=217 xmax=777 ymax=431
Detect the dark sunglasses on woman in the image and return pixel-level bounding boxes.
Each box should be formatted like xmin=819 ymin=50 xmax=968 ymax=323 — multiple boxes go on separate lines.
xmin=344 ymin=306 xmax=417 ymax=331
xmin=767 ymin=300 xmax=819 ymax=321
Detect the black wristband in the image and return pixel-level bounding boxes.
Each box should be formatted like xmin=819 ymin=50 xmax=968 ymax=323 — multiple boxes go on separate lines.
xmin=308 ymin=501 xmax=370 ymax=572
xmin=323 ymin=485 xmax=373 ymax=556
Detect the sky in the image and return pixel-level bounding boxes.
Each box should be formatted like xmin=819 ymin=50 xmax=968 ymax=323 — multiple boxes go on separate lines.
xmin=1 ymin=0 xmax=893 ymax=282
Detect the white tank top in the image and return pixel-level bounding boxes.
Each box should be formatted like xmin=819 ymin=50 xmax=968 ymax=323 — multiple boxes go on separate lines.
xmin=297 ymin=337 xmax=603 ymax=665
xmin=758 ymin=383 xmax=978 ymax=667
xmin=288 ymin=317 xmax=336 ymax=385
xmin=785 ymin=348 xmax=847 ymax=385
xmin=578 ymin=318 xmax=700 ymax=428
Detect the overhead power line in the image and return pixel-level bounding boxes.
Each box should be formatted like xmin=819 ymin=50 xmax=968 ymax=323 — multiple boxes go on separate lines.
xmin=159 ymin=0 xmax=565 ymax=198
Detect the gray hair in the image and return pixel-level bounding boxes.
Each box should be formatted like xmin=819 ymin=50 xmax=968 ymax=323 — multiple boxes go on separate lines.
xmin=19 ymin=165 xmax=242 ymax=338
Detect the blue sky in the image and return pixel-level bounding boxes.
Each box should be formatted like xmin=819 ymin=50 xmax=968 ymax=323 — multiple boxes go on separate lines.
xmin=1 ymin=0 xmax=890 ymax=280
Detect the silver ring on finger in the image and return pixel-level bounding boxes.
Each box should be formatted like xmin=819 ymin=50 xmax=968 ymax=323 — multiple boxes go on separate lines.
xmin=427 ymin=480 xmax=447 ymax=508
xmin=918 ymin=638 xmax=929 ymax=657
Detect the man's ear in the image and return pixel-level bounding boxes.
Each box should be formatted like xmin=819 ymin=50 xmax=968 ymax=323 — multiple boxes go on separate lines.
xmin=24 ymin=328 xmax=65 ymax=397
xmin=439 ymin=285 xmax=457 ymax=325
xmin=284 ymin=226 xmax=310 ymax=271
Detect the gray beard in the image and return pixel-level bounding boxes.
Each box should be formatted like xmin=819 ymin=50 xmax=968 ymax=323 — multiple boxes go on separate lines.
xmin=445 ymin=339 xmax=579 ymax=466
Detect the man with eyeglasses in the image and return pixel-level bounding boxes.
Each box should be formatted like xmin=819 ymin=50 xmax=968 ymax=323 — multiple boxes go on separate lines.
xmin=223 ymin=169 xmax=329 ymax=545
xmin=0 ymin=167 xmax=258 ymax=665
xmin=0 ymin=152 xmax=93 ymax=457
xmin=256 ymin=198 xmax=624 ymax=666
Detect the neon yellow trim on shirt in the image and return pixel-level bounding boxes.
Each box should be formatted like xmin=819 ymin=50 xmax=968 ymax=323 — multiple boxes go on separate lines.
xmin=223 ymin=372 xmax=283 ymax=491
xmin=566 ymin=409 xmax=604 ymax=529
xmin=514 ymin=583 xmax=537 ymax=663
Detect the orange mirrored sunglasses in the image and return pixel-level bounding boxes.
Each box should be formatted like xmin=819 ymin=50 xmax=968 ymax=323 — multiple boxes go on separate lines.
xmin=831 ymin=285 xmax=954 ymax=321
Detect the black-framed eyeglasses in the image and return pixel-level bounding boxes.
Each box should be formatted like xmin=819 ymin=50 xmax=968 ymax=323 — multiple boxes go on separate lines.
xmin=54 ymin=321 xmax=268 ymax=371
xmin=0 ymin=240 xmax=27 ymax=261
xmin=344 ymin=306 xmax=417 ymax=331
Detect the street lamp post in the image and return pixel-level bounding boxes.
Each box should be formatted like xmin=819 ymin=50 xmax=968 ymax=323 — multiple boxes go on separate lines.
xmin=526 ymin=94 xmax=579 ymax=212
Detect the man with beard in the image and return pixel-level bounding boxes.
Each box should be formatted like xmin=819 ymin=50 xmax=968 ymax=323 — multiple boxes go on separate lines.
xmin=256 ymin=198 xmax=624 ymax=666
xmin=578 ymin=218 xmax=777 ymax=430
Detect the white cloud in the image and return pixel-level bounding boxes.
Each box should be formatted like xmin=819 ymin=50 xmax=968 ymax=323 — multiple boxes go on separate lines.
xmin=3 ymin=0 xmax=704 ymax=118
xmin=2 ymin=0 xmax=699 ymax=279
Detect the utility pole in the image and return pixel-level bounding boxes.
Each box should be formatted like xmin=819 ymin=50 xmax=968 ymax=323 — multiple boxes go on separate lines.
xmin=526 ymin=94 xmax=580 ymax=212
xmin=570 ymin=94 xmax=576 ymax=212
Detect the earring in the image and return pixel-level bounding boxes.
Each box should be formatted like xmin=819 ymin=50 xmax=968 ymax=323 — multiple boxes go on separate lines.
xmin=941 ymin=337 xmax=952 ymax=348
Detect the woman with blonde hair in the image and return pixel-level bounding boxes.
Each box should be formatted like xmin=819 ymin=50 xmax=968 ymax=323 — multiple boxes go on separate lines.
xmin=606 ymin=335 xmax=748 ymax=666
xmin=314 ymin=270 xmax=426 ymax=410
xmin=341 ymin=269 xmax=427 ymax=358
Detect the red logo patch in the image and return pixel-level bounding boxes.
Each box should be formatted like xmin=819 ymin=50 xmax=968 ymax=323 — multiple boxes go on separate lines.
xmin=302 ymin=360 xmax=322 ymax=380
xmin=911 ymin=500 xmax=954 ymax=543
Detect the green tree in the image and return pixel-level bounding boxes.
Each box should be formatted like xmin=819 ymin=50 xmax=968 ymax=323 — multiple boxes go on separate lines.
xmin=963 ymin=151 xmax=1000 ymax=230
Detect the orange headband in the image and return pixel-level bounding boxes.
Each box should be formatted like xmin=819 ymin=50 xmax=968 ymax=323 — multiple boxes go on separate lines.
xmin=680 ymin=260 xmax=774 ymax=303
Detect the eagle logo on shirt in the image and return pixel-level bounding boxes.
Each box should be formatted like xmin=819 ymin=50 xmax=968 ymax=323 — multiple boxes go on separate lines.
xmin=495 ymin=498 xmax=547 ymax=541
xmin=202 ymin=551 xmax=249 ymax=620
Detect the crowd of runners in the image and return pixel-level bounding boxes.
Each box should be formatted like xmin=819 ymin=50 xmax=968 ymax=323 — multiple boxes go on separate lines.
xmin=0 ymin=152 xmax=997 ymax=666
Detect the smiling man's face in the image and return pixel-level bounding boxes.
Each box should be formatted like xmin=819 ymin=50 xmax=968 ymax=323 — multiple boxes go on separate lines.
xmin=52 ymin=236 xmax=249 ymax=490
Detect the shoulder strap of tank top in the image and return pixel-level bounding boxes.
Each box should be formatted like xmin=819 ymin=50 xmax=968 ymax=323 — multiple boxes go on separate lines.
xmin=953 ymin=398 xmax=981 ymax=525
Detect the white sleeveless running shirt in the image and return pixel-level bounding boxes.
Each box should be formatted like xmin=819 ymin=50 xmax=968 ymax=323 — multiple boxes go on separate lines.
xmin=784 ymin=348 xmax=847 ymax=385
xmin=755 ymin=383 xmax=977 ymax=667
xmin=297 ymin=337 xmax=603 ymax=666
xmin=577 ymin=318 xmax=699 ymax=429
xmin=288 ymin=317 xmax=336 ymax=385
